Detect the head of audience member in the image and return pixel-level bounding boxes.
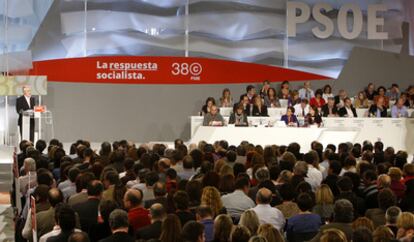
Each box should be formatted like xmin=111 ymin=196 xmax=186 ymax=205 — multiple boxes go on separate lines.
xmin=201 ymin=186 xmax=223 ymax=217
xmin=75 ymin=172 xmax=95 ymax=193
xmin=386 ymin=206 xmax=401 ymax=226
xmin=123 ymin=188 xmax=143 ymax=210
xmin=320 ymin=228 xmax=348 ymax=242
xmin=333 ymin=199 xmax=354 ymax=223
xmin=232 ymin=225 xmax=251 ymax=242
xmin=315 ymin=184 xmax=334 ymax=206
xmin=160 ymin=214 xmax=182 ymax=242
xmin=357 ymin=91 xmax=367 ymax=102
xmin=396 ymin=212 xmax=414 ymax=239
xmin=323 ymin=85 xmax=332 ymax=95
xmin=338 ymin=89 xmax=347 ymax=99
xmin=403 ymin=163 xmax=414 ymax=178
xmin=257 ymin=224 xmax=284 ymax=242
xmin=372 ymin=226 xmax=394 ymax=242
xmin=145 ymin=171 xmax=159 ymax=187
xmin=214 ymin=214 xmax=233 ymax=242
xmin=303 ymin=81 xmax=311 ymax=89
xmin=352 ymin=217 xmax=375 ymax=232
xmin=149 ymin=203 xmax=166 ymax=223
xmin=48 ymin=188 xmax=63 ymax=207
xmin=196 ymin=206 xmax=213 ymax=222
xmin=87 ymin=180 xmax=104 ymax=199
xmin=34 ymin=184 xmax=49 ymax=204
xmin=256 ymin=188 xmax=272 ymax=205
xmin=68 ymin=232 xmax=90 ymax=242
xmin=300 ymin=99 xmax=309 ymax=108
xmin=152 ymin=181 xmax=167 ymax=199
xmin=239 ymin=211 xmax=260 ymax=236
xmin=108 ymin=209 xmax=129 ymax=233
xmin=173 ymin=190 xmax=190 ymax=211
xmin=58 ymin=204 xmax=77 ymax=232
xmin=296 ymin=192 xmax=314 ymax=212
xmin=267 ymin=88 xmax=276 ymax=99
xmin=377 ymin=86 xmax=386 ymax=97
xmin=23 ymin=157 xmax=36 ymax=174
xmin=182 ymin=221 xmax=205 ymax=242
xmin=293 ymin=161 xmax=308 ymax=177
xmin=367 ymin=83 xmax=375 ymax=94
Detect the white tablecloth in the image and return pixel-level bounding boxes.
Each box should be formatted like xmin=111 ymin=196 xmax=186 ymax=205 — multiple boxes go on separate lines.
xmin=189 ymin=118 xmax=414 ymax=154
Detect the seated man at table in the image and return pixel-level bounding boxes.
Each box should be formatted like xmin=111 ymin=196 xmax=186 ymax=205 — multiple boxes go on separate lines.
xmin=229 ymin=104 xmax=248 ymax=126
xmin=203 ymin=105 xmax=224 ymax=126
xmin=368 ymin=96 xmax=388 ymax=117
xmin=294 ymin=99 xmax=310 ymax=117
xmin=391 ymin=97 xmax=409 ymax=118
xmin=234 ymin=94 xmax=252 ymax=116
xmin=321 ymin=97 xmax=338 ymax=117
xmin=281 ymin=107 xmax=299 ymax=127
xmin=338 ymin=97 xmax=357 ymax=118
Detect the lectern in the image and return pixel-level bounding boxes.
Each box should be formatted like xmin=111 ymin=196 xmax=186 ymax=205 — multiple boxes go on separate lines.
xmin=22 ymin=110 xmax=54 ymax=143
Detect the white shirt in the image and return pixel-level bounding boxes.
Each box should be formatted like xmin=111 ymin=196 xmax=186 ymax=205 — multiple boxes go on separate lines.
xmin=39 ymin=226 xmax=81 ymax=242
xmin=319 ymin=160 xmax=329 ymax=179
xmin=293 ymin=103 xmax=310 ymax=117
xmin=251 ymin=204 xmax=285 ymax=231
xmin=345 ymin=107 xmax=355 ymax=117
xmin=305 ymin=165 xmax=323 ymax=191
xmin=222 ymin=190 xmax=255 ymax=219
xmin=24 ymin=95 xmax=32 ymax=108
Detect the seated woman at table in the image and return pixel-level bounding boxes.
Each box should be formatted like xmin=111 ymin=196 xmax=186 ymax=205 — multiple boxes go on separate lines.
xmin=304 ymin=106 xmax=322 ymax=127
xmin=229 ymin=104 xmax=248 ymax=126
xmin=368 ymin=96 xmax=388 ymax=117
xmin=374 ymin=86 xmax=390 ymax=108
xmin=220 ymin=88 xmax=233 ymax=108
xmin=354 ymin=91 xmax=369 ymax=108
xmin=288 ymin=90 xmax=301 ymax=107
xmin=252 ymin=96 xmax=268 ymax=116
xmin=203 ymin=105 xmax=225 ymax=126
xmin=309 ymin=89 xmax=326 ymax=108
xmin=322 ymin=84 xmax=334 ymax=102
xmin=279 ymin=80 xmax=291 ymax=99
xmin=201 ymin=97 xmax=216 ymax=115
xmin=264 ymin=87 xmax=281 ymax=108
xmin=281 ymin=107 xmax=299 ymax=127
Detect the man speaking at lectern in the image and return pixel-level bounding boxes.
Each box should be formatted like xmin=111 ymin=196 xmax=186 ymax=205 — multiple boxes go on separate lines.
xmin=16 ymin=85 xmax=35 ymax=141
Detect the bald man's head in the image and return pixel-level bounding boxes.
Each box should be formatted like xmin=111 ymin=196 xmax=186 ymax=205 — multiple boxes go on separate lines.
xmin=150 ymin=203 xmax=166 ymax=221
xmin=48 ymin=188 xmax=63 ymax=207
xmin=123 ymin=188 xmax=143 ymax=210
xmin=256 ymin=188 xmax=272 ymax=204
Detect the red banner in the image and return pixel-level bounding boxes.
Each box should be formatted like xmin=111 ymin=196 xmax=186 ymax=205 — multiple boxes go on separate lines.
xmin=29 ymin=56 xmax=330 ymax=84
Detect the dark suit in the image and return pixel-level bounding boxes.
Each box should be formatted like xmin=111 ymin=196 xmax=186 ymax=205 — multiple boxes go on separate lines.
xmin=228 ymin=113 xmax=248 ymax=126
xmin=16 ymin=95 xmax=35 ymax=141
xmin=233 ymin=103 xmax=251 ymax=116
xmin=252 ymin=105 xmax=268 ymax=116
xmin=281 ymin=115 xmax=299 ymax=126
xmin=368 ymin=105 xmax=388 ymax=117
xmin=321 ymin=104 xmax=338 ymax=117
xmin=338 ymin=106 xmax=358 ymax=117
xmin=136 ymin=221 xmax=162 ymax=240
xmin=72 ymin=198 xmax=100 ymax=233
xmin=99 ymin=231 xmax=135 ymax=242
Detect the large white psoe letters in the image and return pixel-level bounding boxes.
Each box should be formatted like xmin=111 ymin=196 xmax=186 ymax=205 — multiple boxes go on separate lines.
xmin=287 ymin=2 xmax=389 ymax=40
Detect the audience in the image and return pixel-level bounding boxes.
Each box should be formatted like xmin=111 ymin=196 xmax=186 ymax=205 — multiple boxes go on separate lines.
xmin=12 ymin=135 xmax=414 ymax=242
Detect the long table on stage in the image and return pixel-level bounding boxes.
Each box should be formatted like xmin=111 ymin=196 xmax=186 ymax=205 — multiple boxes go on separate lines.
xmin=189 ymin=117 xmax=414 ymax=153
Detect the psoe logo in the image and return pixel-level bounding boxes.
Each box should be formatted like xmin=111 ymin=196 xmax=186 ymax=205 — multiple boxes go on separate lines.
xmin=171 ymin=62 xmax=203 ymax=80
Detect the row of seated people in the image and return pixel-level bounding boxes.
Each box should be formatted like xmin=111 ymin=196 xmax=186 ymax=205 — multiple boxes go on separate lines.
xmin=13 ymin=138 xmax=414 ymax=242
xmin=201 ymin=81 xmax=414 ymax=118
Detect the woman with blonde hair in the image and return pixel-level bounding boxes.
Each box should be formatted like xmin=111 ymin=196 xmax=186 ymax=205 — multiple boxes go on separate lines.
xmin=312 ymin=184 xmax=334 ymax=221
xmin=239 ymin=210 xmax=260 ymax=236
xmin=373 ymin=225 xmax=395 ymax=242
xmin=213 ymin=214 xmax=233 ymax=242
xmin=201 ymin=186 xmax=226 ymax=217
xmin=320 ymin=228 xmax=348 ymax=242
xmin=220 ymin=88 xmax=233 ymax=107
xmin=396 ymin=212 xmax=414 ymax=241
xmin=257 ymin=224 xmax=285 ymax=242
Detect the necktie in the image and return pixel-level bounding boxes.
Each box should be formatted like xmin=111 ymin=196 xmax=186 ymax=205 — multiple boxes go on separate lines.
xmin=302 ymin=109 xmax=305 ymax=116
